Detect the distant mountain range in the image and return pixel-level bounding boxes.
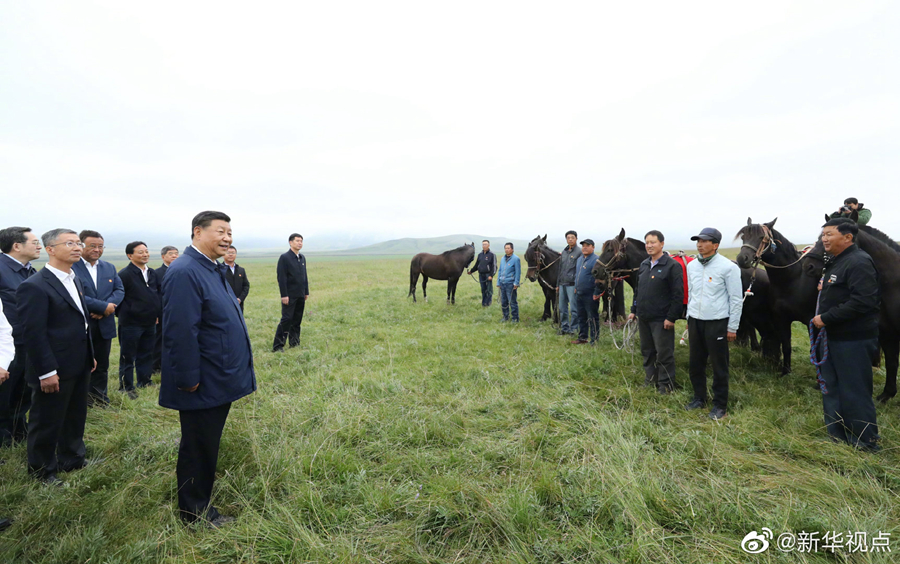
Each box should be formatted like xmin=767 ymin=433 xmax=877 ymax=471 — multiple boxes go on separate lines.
xmin=307 ymin=234 xmax=548 ymax=256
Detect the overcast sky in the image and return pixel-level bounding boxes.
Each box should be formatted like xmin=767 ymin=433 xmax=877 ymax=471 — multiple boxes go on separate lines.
xmin=1 ymin=1 xmax=897 ymax=250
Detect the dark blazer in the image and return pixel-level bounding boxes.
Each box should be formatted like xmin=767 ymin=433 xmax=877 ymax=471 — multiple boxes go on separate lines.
xmin=16 ymin=268 xmax=93 ymax=386
xmin=117 ymin=263 xmax=162 ymax=327
xmin=0 ymin=253 xmax=38 ymax=342
xmin=159 ymin=246 xmax=256 ymax=411
xmin=631 ymin=253 xmax=684 ymax=323
xmin=72 ymin=259 xmax=125 ymax=340
xmin=224 ymin=263 xmax=250 ymax=305
xmin=157 ymin=263 xmax=170 ymax=279
xmin=276 ymin=250 xmax=309 ymax=298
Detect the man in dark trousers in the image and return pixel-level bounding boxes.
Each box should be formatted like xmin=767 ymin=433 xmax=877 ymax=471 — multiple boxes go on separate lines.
xmin=572 ymin=239 xmax=601 ymax=344
xmin=812 ymin=218 xmax=880 ymax=451
xmin=272 ymin=233 xmax=309 ymax=352
xmin=16 ymin=228 xmax=96 ymax=484
xmin=0 ymin=226 xmax=40 ymax=447
xmin=153 ymin=245 xmax=179 ymax=372
xmin=467 ymin=240 xmax=496 ymax=307
xmin=160 ymin=210 xmax=256 ymax=527
xmin=72 ymin=230 xmax=124 ymax=407
xmin=223 ymin=246 xmax=250 ymax=312
xmin=117 ymin=241 xmax=161 ymax=397
xmin=627 ymin=230 xmax=684 ymax=394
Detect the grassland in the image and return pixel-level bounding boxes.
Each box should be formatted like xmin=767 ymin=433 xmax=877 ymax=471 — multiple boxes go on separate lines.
xmin=0 ymin=256 xmax=897 ymax=563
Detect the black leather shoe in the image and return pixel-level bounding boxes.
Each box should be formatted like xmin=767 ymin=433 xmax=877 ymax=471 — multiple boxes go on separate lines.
xmin=62 ymin=457 xmax=105 ymax=472
xmin=40 ymin=474 xmax=63 ymax=487
xmin=709 ymin=407 xmax=727 ymax=421
xmin=127 ymin=390 xmax=139 ymax=400
xmin=684 ymin=399 xmax=706 ymax=411
xmin=0 ymin=517 xmax=11 ymax=531
xmin=208 ymin=514 xmax=235 ymax=529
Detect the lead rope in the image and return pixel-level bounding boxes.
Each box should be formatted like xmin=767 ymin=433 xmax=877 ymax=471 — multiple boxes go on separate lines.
xmin=808 ymin=287 xmax=829 ymax=394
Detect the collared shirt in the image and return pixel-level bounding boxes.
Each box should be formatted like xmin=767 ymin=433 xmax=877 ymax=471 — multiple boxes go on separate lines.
xmin=41 ymin=264 xmax=88 ymax=380
xmin=82 ymin=257 xmax=99 ymax=289
xmin=0 ymin=300 xmax=13 ymax=371
xmin=225 ymin=262 xmax=236 ymax=274
xmin=1 ymin=253 xmax=29 ymax=269
xmin=650 ymin=257 xmax=661 ymax=269
xmin=190 ymin=244 xmax=219 ymax=265
xmin=137 ymin=265 xmax=149 ymax=285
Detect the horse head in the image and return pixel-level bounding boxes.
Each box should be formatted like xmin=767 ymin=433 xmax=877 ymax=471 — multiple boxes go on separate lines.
xmin=524 ymin=234 xmax=547 ymax=282
xmin=735 ymin=217 xmax=778 ymax=269
xmin=596 ymin=228 xmax=627 ymax=278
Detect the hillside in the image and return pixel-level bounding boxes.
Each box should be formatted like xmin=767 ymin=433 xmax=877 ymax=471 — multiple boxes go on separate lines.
xmin=307 ymin=234 xmax=539 ymax=256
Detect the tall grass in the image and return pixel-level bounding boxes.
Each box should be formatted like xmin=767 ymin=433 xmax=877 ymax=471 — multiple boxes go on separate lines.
xmin=0 ymin=257 xmax=897 ymax=563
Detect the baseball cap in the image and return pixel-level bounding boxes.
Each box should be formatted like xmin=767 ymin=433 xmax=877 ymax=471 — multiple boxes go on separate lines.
xmin=690 ymin=228 xmax=722 ymax=243
xmin=579 ymin=238 xmax=595 ymax=246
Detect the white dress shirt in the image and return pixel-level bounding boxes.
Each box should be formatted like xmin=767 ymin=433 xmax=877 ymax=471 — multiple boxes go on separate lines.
xmin=0 ymin=301 xmax=13 ymax=371
xmin=82 ymin=257 xmax=99 ymax=289
xmin=40 ymin=264 xmax=88 ymax=380
xmin=191 ymin=244 xmax=219 ymax=265
xmin=138 ymin=264 xmax=149 ymax=285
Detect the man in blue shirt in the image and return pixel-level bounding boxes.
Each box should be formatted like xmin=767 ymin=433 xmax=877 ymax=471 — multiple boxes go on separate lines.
xmin=496 ymin=242 xmax=521 ymax=322
xmin=572 ymin=239 xmax=601 ymax=344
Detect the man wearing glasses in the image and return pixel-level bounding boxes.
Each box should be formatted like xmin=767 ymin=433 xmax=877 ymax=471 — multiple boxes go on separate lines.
xmin=72 ymin=231 xmax=124 ymax=407
xmin=17 ymin=229 xmax=96 ymax=484
xmin=0 ymin=226 xmax=41 ymax=447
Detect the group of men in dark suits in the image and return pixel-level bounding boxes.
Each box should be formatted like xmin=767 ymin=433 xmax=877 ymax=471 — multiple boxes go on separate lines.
xmin=0 ymin=213 xmax=258 ymax=528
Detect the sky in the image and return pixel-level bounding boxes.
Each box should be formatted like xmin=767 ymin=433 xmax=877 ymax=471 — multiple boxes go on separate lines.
xmin=1 ymin=1 xmax=897 ymax=251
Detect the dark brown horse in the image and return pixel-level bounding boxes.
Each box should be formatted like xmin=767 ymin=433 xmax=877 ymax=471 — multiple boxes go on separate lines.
xmin=802 ymin=220 xmax=900 ymax=403
xmin=408 ymin=243 xmax=475 ymax=304
xmin=524 ymin=235 xmax=560 ymax=323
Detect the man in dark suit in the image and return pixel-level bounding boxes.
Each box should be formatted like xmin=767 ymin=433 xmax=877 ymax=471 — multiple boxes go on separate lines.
xmin=223 ymin=246 xmax=250 ymax=312
xmin=117 ymin=241 xmax=161 ymax=398
xmin=153 ymin=245 xmax=180 ymax=372
xmin=0 ymin=226 xmax=41 ymax=447
xmin=16 ymin=228 xmax=95 ymax=484
xmin=160 ymin=211 xmax=256 ymax=527
xmin=72 ymin=230 xmax=124 ymax=407
xmin=272 ymin=233 xmax=309 ymax=352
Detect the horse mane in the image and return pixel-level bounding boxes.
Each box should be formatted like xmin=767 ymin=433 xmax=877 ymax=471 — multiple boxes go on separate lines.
xmin=525 ymin=237 xmax=559 ymax=262
xmin=441 ymin=244 xmax=473 ymax=257
xmin=735 ymin=223 xmax=800 ymax=258
xmin=859 ymin=225 xmax=900 ymax=254
xmin=602 ymin=237 xmax=644 ymax=255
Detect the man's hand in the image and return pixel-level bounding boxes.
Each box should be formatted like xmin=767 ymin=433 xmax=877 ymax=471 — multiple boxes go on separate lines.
xmin=179 ymin=383 xmax=200 ymax=392
xmin=593 ymin=295 xmax=600 ymax=301
xmin=281 ymin=297 xmax=290 ymax=305
xmin=726 ymin=331 xmax=737 ymax=342
xmin=488 ymin=276 xmax=492 ymax=281
xmin=90 ymin=313 xmax=104 ymax=320
xmin=513 ymin=285 xmax=518 ymax=290
xmin=663 ymin=319 xmax=675 ymax=330
xmin=41 ymin=375 xmax=60 ymax=393
xmin=237 ymin=298 xmax=241 ymax=303
xmin=0 ymin=368 xmax=9 ymax=385
xmin=812 ymin=315 xmax=825 ymax=329
xmin=628 ymin=313 xmax=636 ymax=321
xmin=103 ymin=303 xmax=116 ymax=316
xmin=92 ymin=359 xmax=97 ymax=373
xmin=304 ymin=295 xmax=309 ymax=300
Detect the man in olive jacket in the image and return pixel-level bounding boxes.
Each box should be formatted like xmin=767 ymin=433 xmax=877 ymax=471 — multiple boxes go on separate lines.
xmin=628 ymin=231 xmax=683 ymax=393
xmin=160 ymin=211 xmax=256 ymax=526
xmin=812 ymin=218 xmax=880 ymax=451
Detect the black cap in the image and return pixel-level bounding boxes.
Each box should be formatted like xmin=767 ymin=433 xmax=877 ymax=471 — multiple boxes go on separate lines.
xmin=690 ymin=228 xmax=722 ymax=243
xmin=579 ymin=238 xmax=595 ymax=246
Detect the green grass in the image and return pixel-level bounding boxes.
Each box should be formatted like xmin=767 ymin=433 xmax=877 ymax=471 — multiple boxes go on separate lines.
xmin=1 ymin=257 xmax=897 ymax=563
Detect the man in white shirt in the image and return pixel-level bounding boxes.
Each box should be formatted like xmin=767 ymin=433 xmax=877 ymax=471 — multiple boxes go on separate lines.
xmin=16 ymin=228 xmax=96 ymax=484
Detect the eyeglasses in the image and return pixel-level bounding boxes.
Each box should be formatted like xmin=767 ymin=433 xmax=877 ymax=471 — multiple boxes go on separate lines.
xmin=50 ymin=241 xmax=86 ymax=249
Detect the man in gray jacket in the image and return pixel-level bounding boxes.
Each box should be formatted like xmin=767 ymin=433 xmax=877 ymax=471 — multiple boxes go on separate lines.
xmin=684 ymin=228 xmax=743 ymax=420
xmin=556 ymin=230 xmax=580 ymax=335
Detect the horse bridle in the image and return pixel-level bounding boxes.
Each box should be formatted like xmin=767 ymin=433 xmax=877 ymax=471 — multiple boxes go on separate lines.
xmin=596 ymin=239 xmax=639 ymax=279
xmin=741 ymin=224 xmax=811 ymax=269
xmin=529 ymin=243 xmax=560 ymax=291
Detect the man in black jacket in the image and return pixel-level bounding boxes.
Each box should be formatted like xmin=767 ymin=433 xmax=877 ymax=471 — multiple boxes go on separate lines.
xmin=153 ymin=245 xmax=179 ymax=372
xmin=223 ymin=246 xmax=250 ymax=312
xmin=556 ymin=230 xmax=580 ymax=335
xmin=812 ymin=218 xmax=880 ymax=451
xmin=16 ymin=228 xmax=95 ymax=484
xmin=627 ymin=231 xmax=684 ymax=393
xmin=0 ymin=226 xmax=40 ymax=447
xmin=117 ymin=241 xmax=161 ymax=396
xmin=273 ymin=233 xmax=309 ymax=352
xmin=467 ymin=240 xmax=496 ymax=307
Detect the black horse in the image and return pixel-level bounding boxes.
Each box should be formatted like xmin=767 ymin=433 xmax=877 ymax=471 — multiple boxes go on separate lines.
xmin=735 ymin=218 xmax=819 ymax=375
xmin=592 ymin=230 xmax=635 ymax=323
xmin=408 ymin=243 xmax=476 ymax=304
xmin=523 ymin=235 xmax=560 ymax=323
xmin=802 ymin=221 xmax=900 ymax=403
xmin=597 ymin=228 xmax=778 ymax=355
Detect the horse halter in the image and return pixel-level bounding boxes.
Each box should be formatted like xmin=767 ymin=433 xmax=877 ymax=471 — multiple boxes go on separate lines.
xmin=741 ymin=224 xmax=775 ymax=266
xmin=528 ymin=241 xmax=560 ymax=291
xmin=596 ymin=238 xmax=627 ymax=270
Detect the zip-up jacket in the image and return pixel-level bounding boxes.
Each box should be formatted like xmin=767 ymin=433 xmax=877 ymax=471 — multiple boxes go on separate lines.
xmin=497 ymin=254 xmax=521 ymax=286
xmin=558 ymin=245 xmax=580 ymax=286
xmin=686 ymin=253 xmax=743 ymax=333
xmin=471 ymin=251 xmax=497 ymax=275
xmin=830 ymin=207 xmax=872 ymax=226
xmin=631 ymin=253 xmax=684 ymax=322
xmin=818 ymin=244 xmax=880 ymax=341
xmin=574 ymin=253 xmax=600 ymax=296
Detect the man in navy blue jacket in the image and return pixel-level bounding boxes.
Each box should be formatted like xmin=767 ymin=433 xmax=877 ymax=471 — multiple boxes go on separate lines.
xmin=0 ymin=226 xmax=41 ymax=447
xmin=72 ymin=230 xmax=124 ymax=406
xmin=572 ymin=239 xmax=602 ymax=345
xmin=160 ymin=211 xmax=256 ymax=527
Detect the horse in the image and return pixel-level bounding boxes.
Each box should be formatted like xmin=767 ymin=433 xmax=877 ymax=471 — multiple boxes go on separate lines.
xmin=523 ymin=235 xmax=560 ymax=323
xmin=735 ymin=218 xmax=819 ymax=375
xmin=408 ymin=243 xmax=476 ymax=304
xmin=592 ymin=229 xmax=638 ymax=323
xmin=802 ymin=220 xmax=900 ymax=403
xmin=597 ymin=228 xmax=778 ymax=355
